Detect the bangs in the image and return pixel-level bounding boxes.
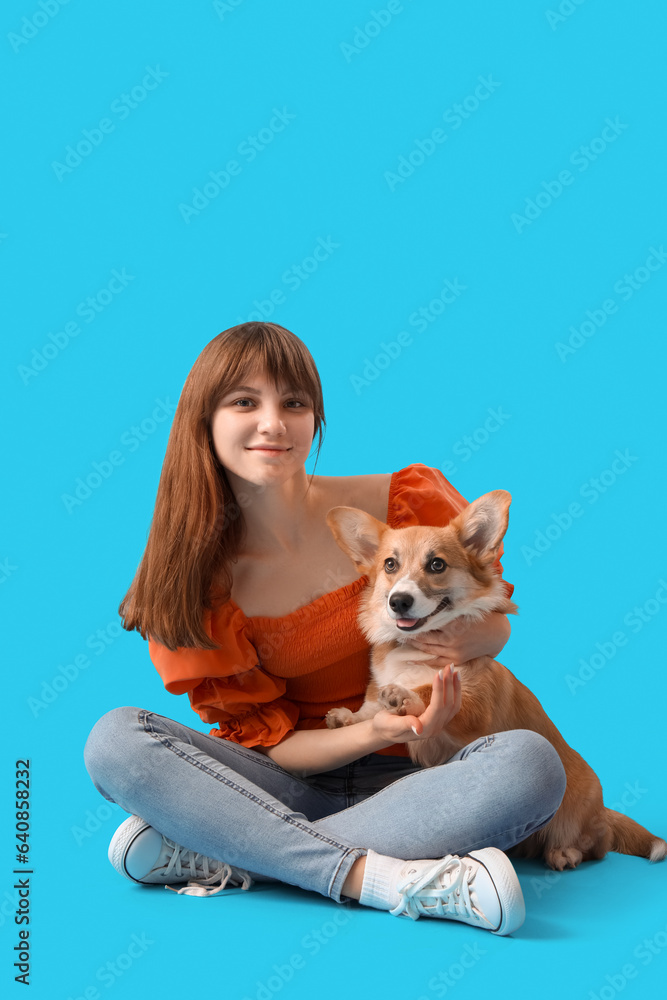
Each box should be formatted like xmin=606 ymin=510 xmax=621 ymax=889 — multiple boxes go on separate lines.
xmin=207 ymin=323 xmax=322 ymax=413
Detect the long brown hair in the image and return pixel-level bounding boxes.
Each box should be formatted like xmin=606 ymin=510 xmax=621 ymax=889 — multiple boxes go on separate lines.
xmin=118 ymin=322 xmax=326 ymax=650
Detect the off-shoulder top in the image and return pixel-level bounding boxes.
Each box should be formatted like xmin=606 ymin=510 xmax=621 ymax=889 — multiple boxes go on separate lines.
xmin=149 ymin=463 xmax=514 ymax=758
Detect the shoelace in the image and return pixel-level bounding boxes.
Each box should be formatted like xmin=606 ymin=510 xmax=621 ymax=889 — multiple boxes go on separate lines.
xmin=156 ymin=839 xmax=253 ymax=897
xmin=389 ymin=856 xmax=490 ymax=925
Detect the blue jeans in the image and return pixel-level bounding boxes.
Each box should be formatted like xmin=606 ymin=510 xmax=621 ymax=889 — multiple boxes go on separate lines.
xmin=83 ymin=707 xmax=566 ymax=904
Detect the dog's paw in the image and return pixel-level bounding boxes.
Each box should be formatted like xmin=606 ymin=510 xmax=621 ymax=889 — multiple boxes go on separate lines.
xmin=378 ymin=684 xmax=425 ymax=717
xmin=545 ymin=846 xmax=583 ymax=871
xmin=325 ymin=707 xmax=355 ymax=729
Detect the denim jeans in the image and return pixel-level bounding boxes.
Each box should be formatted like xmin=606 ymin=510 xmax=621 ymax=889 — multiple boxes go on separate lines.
xmin=83 ymin=706 xmax=566 ymax=903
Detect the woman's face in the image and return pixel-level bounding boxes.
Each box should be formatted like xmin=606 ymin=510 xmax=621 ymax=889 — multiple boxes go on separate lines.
xmin=209 ymin=369 xmax=316 ymax=486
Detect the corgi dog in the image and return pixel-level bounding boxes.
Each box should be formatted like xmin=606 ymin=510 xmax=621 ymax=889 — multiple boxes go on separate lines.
xmin=324 ymin=490 xmax=666 ymax=871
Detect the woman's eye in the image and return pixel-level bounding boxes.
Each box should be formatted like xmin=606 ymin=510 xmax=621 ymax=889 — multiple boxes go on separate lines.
xmin=429 ymin=558 xmax=446 ymax=572
xmin=384 ymin=558 xmax=397 ymax=572
xmin=231 ymin=398 xmax=307 ymax=408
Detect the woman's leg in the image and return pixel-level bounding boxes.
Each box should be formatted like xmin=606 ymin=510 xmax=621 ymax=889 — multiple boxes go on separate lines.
xmin=85 ymin=705 xmax=564 ymax=874
xmin=83 ymin=706 xmax=365 ymax=903
xmin=303 ymin=730 xmax=566 ymax=933
xmin=311 ymin=729 xmax=567 ymax=859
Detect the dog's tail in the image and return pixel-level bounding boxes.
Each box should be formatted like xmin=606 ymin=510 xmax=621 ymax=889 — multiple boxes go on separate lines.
xmin=606 ymin=809 xmax=667 ymax=862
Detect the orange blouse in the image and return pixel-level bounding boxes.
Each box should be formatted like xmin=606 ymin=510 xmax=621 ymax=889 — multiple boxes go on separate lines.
xmin=149 ymin=464 xmax=514 ymax=758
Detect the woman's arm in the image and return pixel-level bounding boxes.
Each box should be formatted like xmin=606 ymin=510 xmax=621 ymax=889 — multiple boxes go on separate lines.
xmin=255 ymin=666 xmax=462 ymax=778
xmin=255 ymin=719 xmax=396 ymax=777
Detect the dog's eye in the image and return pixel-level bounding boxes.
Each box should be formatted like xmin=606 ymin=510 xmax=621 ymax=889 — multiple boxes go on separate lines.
xmin=429 ymin=558 xmax=446 ymax=572
xmin=384 ymin=558 xmax=397 ymax=573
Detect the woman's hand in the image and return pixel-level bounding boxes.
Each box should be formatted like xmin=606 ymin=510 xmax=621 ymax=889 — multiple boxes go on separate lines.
xmin=370 ymin=665 xmax=462 ymax=744
xmin=407 ymin=611 xmax=511 ymax=666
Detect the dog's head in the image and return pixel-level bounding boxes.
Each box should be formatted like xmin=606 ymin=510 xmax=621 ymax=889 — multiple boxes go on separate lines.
xmin=326 ymin=490 xmax=516 ymax=644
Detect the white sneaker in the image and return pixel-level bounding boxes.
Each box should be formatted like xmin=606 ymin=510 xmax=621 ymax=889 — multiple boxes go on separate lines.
xmin=108 ymin=815 xmax=253 ymax=897
xmin=389 ymin=847 xmax=525 ymax=935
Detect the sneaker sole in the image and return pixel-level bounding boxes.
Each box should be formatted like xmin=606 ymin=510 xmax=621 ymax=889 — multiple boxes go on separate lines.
xmin=108 ymin=815 xmax=151 ymax=883
xmin=469 ymin=847 xmax=526 ymax=936
xmin=108 ymin=816 xmax=254 ymax=894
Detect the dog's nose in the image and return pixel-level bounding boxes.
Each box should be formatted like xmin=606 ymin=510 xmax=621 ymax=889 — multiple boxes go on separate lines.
xmin=389 ymin=592 xmax=414 ymax=616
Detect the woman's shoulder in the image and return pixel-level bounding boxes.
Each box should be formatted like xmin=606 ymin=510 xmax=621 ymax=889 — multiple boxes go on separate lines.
xmin=311 ymin=470 xmax=393 ymax=523
xmin=315 ymin=464 xmax=443 ymax=492
xmin=312 ymin=464 xmax=448 ymax=524
xmin=318 ymin=464 xmax=466 ymax=529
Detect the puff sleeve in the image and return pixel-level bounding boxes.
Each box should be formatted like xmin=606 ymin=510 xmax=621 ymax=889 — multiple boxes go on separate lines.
xmin=390 ymin=463 xmax=514 ymax=600
xmin=148 ymin=603 xmax=299 ymax=748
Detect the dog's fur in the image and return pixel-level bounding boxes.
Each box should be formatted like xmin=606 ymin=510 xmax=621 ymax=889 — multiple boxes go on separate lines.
xmin=324 ymin=491 xmax=666 ymax=870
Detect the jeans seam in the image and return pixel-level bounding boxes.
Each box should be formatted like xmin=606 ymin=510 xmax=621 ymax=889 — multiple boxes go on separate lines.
xmin=139 ymin=707 xmax=334 ymax=798
xmin=139 ymin=709 xmax=311 ymax=779
xmin=138 ymin=710 xmax=356 ymax=854
xmin=329 ymin=847 xmax=367 ymax=902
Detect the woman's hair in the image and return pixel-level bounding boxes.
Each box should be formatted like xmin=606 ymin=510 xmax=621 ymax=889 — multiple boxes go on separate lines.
xmin=118 ymin=322 xmax=326 ymax=650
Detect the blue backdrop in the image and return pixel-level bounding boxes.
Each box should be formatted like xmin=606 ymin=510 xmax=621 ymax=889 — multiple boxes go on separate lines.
xmin=4 ymin=1 xmax=666 ymax=998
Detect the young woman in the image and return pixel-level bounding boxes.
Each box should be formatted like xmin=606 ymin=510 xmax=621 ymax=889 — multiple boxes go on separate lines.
xmin=83 ymin=322 xmax=566 ymax=935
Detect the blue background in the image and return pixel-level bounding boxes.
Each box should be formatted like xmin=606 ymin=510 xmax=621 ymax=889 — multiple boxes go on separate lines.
xmin=3 ymin=0 xmax=666 ymax=997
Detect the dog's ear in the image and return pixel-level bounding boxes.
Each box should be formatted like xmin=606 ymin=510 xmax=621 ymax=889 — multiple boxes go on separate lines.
xmin=325 ymin=506 xmax=387 ymax=573
xmin=450 ymin=490 xmax=511 ymax=563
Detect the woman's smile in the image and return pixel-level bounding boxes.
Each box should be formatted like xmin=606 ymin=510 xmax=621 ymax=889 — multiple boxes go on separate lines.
xmin=246 ymin=446 xmax=291 ymax=452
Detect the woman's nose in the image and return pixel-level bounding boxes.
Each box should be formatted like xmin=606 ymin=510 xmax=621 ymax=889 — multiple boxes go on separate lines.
xmin=256 ymin=407 xmax=287 ymax=434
